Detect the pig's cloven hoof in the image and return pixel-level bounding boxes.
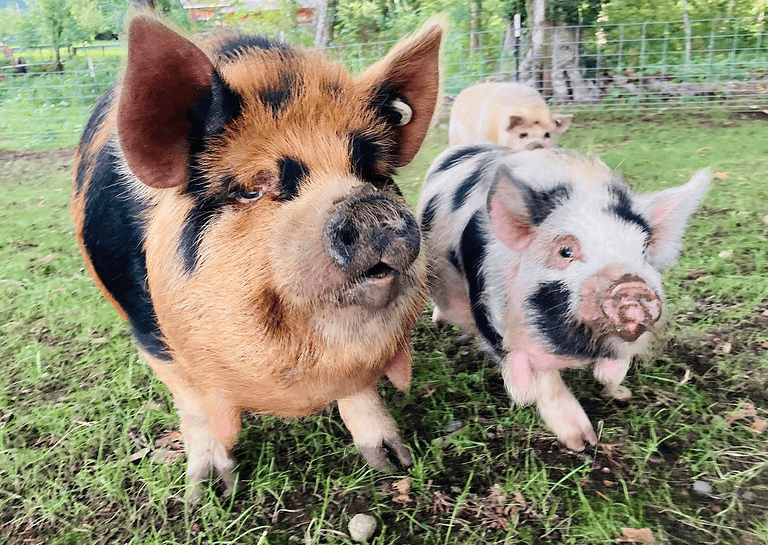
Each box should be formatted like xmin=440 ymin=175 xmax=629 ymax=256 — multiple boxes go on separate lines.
xmin=600 ymin=384 xmax=632 ymax=401
xmin=360 ymin=436 xmax=412 ymax=470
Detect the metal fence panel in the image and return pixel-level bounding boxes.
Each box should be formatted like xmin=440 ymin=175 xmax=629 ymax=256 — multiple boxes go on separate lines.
xmin=1 ymin=17 xmax=766 ymax=150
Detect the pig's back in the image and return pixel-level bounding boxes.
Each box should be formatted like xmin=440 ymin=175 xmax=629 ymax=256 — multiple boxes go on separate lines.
xmin=449 ymin=83 xmax=548 ymax=146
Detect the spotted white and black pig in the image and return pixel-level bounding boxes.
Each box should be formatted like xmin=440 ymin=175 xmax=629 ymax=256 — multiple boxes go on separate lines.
xmin=417 ymin=145 xmax=709 ymax=450
xmin=71 ymin=16 xmax=443 ymax=500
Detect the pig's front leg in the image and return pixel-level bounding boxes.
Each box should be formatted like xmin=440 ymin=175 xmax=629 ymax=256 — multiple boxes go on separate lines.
xmin=534 ymin=369 xmax=598 ymax=451
xmin=337 ymin=386 xmax=412 ymax=470
xmin=594 ymin=357 xmax=632 ymax=401
xmin=502 ymin=353 xmax=596 ymax=451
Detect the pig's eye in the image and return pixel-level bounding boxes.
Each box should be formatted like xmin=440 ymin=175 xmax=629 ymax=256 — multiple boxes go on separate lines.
xmin=229 ymin=188 xmax=263 ymax=204
xmin=559 ymin=247 xmax=574 ymax=259
xmin=544 ymin=132 xmax=551 ymax=138
xmin=519 ymin=132 xmax=528 ymax=139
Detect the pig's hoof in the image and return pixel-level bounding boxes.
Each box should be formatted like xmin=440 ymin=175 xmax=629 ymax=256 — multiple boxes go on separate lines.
xmin=221 ymin=474 xmax=240 ymax=499
xmin=360 ymin=436 xmax=412 ymax=470
xmin=561 ymin=426 xmax=598 ymax=452
xmin=185 ymin=483 xmax=204 ymax=505
xmin=601 ymin=384 xmax=632 ymax=401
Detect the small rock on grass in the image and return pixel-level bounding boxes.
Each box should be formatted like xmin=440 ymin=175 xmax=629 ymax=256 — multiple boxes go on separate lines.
xmin=693 ymin=480 xmax=713 ymax=496
xmin=348 ymin=513 xmax=377 ymax=542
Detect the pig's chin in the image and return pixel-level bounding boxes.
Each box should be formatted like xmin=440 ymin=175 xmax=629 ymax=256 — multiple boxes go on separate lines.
xmin=334 ymin=262 xmax=405 ymax=310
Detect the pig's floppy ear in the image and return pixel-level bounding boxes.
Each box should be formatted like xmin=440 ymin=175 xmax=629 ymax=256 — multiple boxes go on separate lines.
xmin=638 ymin=168 xmax=711 ymax=269
xmin=117 ymin=16 xmax=213 ymax=189
xmin=358 ymin=19 xmax=444 ymax=167
xmin=553 ymin=114 xmax=572 ymax=133
xmin=487 ymin=165 xmax=536 ymax=252
xmin=506 ymin=115 xmax=524 ymax=131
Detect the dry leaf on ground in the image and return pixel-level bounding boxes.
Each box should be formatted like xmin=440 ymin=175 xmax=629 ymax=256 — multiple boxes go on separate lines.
xmin=750 ymin=419 xmax=768 ymax=435
xmin=616 ymin=527 xmax=655 ymax=542
xmin=391 ymin=478 xmax=412 ymax=504
xmin=727 ymin=402 xmax=757 ymax=426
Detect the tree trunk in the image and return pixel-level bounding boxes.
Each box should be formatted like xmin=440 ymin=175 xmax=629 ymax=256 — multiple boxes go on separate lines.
xmin=520 ymin=0 xmax=590 ymax=103
xmin=314 ymin=0 xmax=334 ymax=48
xmin=130 ymin=0 xmax=157 ymax=10
xmin=470 ymin=1 xmax=481 ymax=55
xmin=681 ymin=0 xmax=691 ymax=64
xmin=519 ymin=0 xmax=552 ymax=95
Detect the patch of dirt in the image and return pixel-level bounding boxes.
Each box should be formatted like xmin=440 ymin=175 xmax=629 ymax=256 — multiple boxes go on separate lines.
xmin=0 ymin=149 xmax=74 ymax=162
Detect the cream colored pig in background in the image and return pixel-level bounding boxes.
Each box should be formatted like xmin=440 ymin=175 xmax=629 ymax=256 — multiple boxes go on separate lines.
xmin=449 ymin=82 xmax=572 ymax=150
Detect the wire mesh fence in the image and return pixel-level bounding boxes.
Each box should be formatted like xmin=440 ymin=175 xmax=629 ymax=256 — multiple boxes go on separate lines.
xmin=1 ymin=17 xmax=766 ymax=150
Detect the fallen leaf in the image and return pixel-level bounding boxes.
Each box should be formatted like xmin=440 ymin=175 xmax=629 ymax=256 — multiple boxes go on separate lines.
xmin=430 ymin=490 xmax=453 ymax=514
xmin=714 ymin=172 xmax=728 ymax=179
xmin=616 ymin=527 xmax=655 ymax=542
xmin=127 ymin=447 xmax=150 ymax=463
xmin=718 ymin=249 xmax=734 ymax=258
xmin=151 ymin=448 xmax=185 ymax=464
xmin=36 ymin=254 xmax=56 ymax=265
xmin=685 ymin=268 xmax=708 ymax=279
xmin=696 ymin=147 xmax=711 ymax=153
xmin=391 ymin=478 xmax=412 ymax=504
xmin=750 ymin=419 xmax=768 ymax=435
xmin=719 ymin=341 xmax=732 ymax=354
xmin=419 ymin=382 xmax=438 ymax=398
xmin=678 ymin=368 xmax=692 ymax=386
xmin=727 ymin=402 xmax=757 ymax=426
xmin=512 ymin=491 xmax=527 ymax=509
xmin=154 ymin=429 xmax=183 ymax=449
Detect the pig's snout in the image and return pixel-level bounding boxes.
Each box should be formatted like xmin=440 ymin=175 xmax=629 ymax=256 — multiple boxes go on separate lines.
xmin=324 ymin=184 xmax=420 ymax=308
xmin=524 ymin=140 xmax=547 ymax=151
xmin=600 ymin=274 xmax=661 ymax=342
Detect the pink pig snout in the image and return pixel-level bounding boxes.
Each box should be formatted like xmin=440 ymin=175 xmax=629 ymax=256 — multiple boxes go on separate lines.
xmin=600 ymin=274 xmax=662 ymax=342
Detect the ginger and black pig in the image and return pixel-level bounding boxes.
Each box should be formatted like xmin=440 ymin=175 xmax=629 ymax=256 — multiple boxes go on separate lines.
xmin=449 ymin=82 xmax=572 ymax=150
xmin=418 ymin=145 xmax=709 ymax=450
xmin=71 ymin=16 xmax=442 ymax=499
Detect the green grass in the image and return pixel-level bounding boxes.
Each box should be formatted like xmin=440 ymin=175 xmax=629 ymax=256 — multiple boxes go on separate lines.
xmin=1 ymin=114 xmax=767 ymax=544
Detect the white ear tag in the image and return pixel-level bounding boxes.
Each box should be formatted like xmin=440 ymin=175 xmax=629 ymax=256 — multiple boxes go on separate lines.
xmin=391 ymin=98 xmax=412 ymax=126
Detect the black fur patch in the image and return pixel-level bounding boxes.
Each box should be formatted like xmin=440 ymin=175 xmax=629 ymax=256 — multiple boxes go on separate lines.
xmin=216 ymin=35 xmax=287 ymax=60
xmin=179 ymin=192 xmax=224 ymax=273
xmin=524 ymin=184 xmax=572 ymax=225
xmin=259 ymin=70 xmax=298 ymax=115
xmin=278 ymin=157 xmax=309 ymax=201
xmin=609 ymin=184 xmax=651 ymax=237
xmin=188 ymin=71 xmax=243 ymax=140
xmin=349 ymin=132 xmax=396 ymax=190
xmin=75 ymin=84 xmax=115 ymax=191
xmin=461 ymin=212 xmax=503 ymax=354
xmin=81 ymin=146 xmax=170 ymax=361
xmin=451 ymin=164 xmax=484 ymax=212
xmin=434 ymin=145 xmax=497 ymax=174
xmin=447 ymin=248 xmax=462 ymax=273
xmin=419 ymin=195 xmax=438 ymax=234
xmin=528 ymin=281 xmax=615 ymax=360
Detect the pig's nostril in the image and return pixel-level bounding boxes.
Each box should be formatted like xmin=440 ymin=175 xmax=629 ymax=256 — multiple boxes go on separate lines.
xmin=337 ymin=223 xmax=358 ymax=248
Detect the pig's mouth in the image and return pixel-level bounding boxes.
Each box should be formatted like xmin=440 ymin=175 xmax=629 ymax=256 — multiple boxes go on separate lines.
xmin=338 ymin=261 xmax=406 ymax=310
xmin=362 ymin=262 xmax=397 ymax=280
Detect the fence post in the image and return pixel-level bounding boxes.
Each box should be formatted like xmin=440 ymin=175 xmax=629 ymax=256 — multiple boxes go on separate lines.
xmin=640 ymin=22 xmax=647 ymax=74
xmin=618 ymin=24 xmax=623 ymax=70
xmin=662 ymin=22 xmax=669 ymax=75
xmin=708 ymin=19 xmax=716 ymax=81
xmin=729 ymin=19 xmax=738 ymax=81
